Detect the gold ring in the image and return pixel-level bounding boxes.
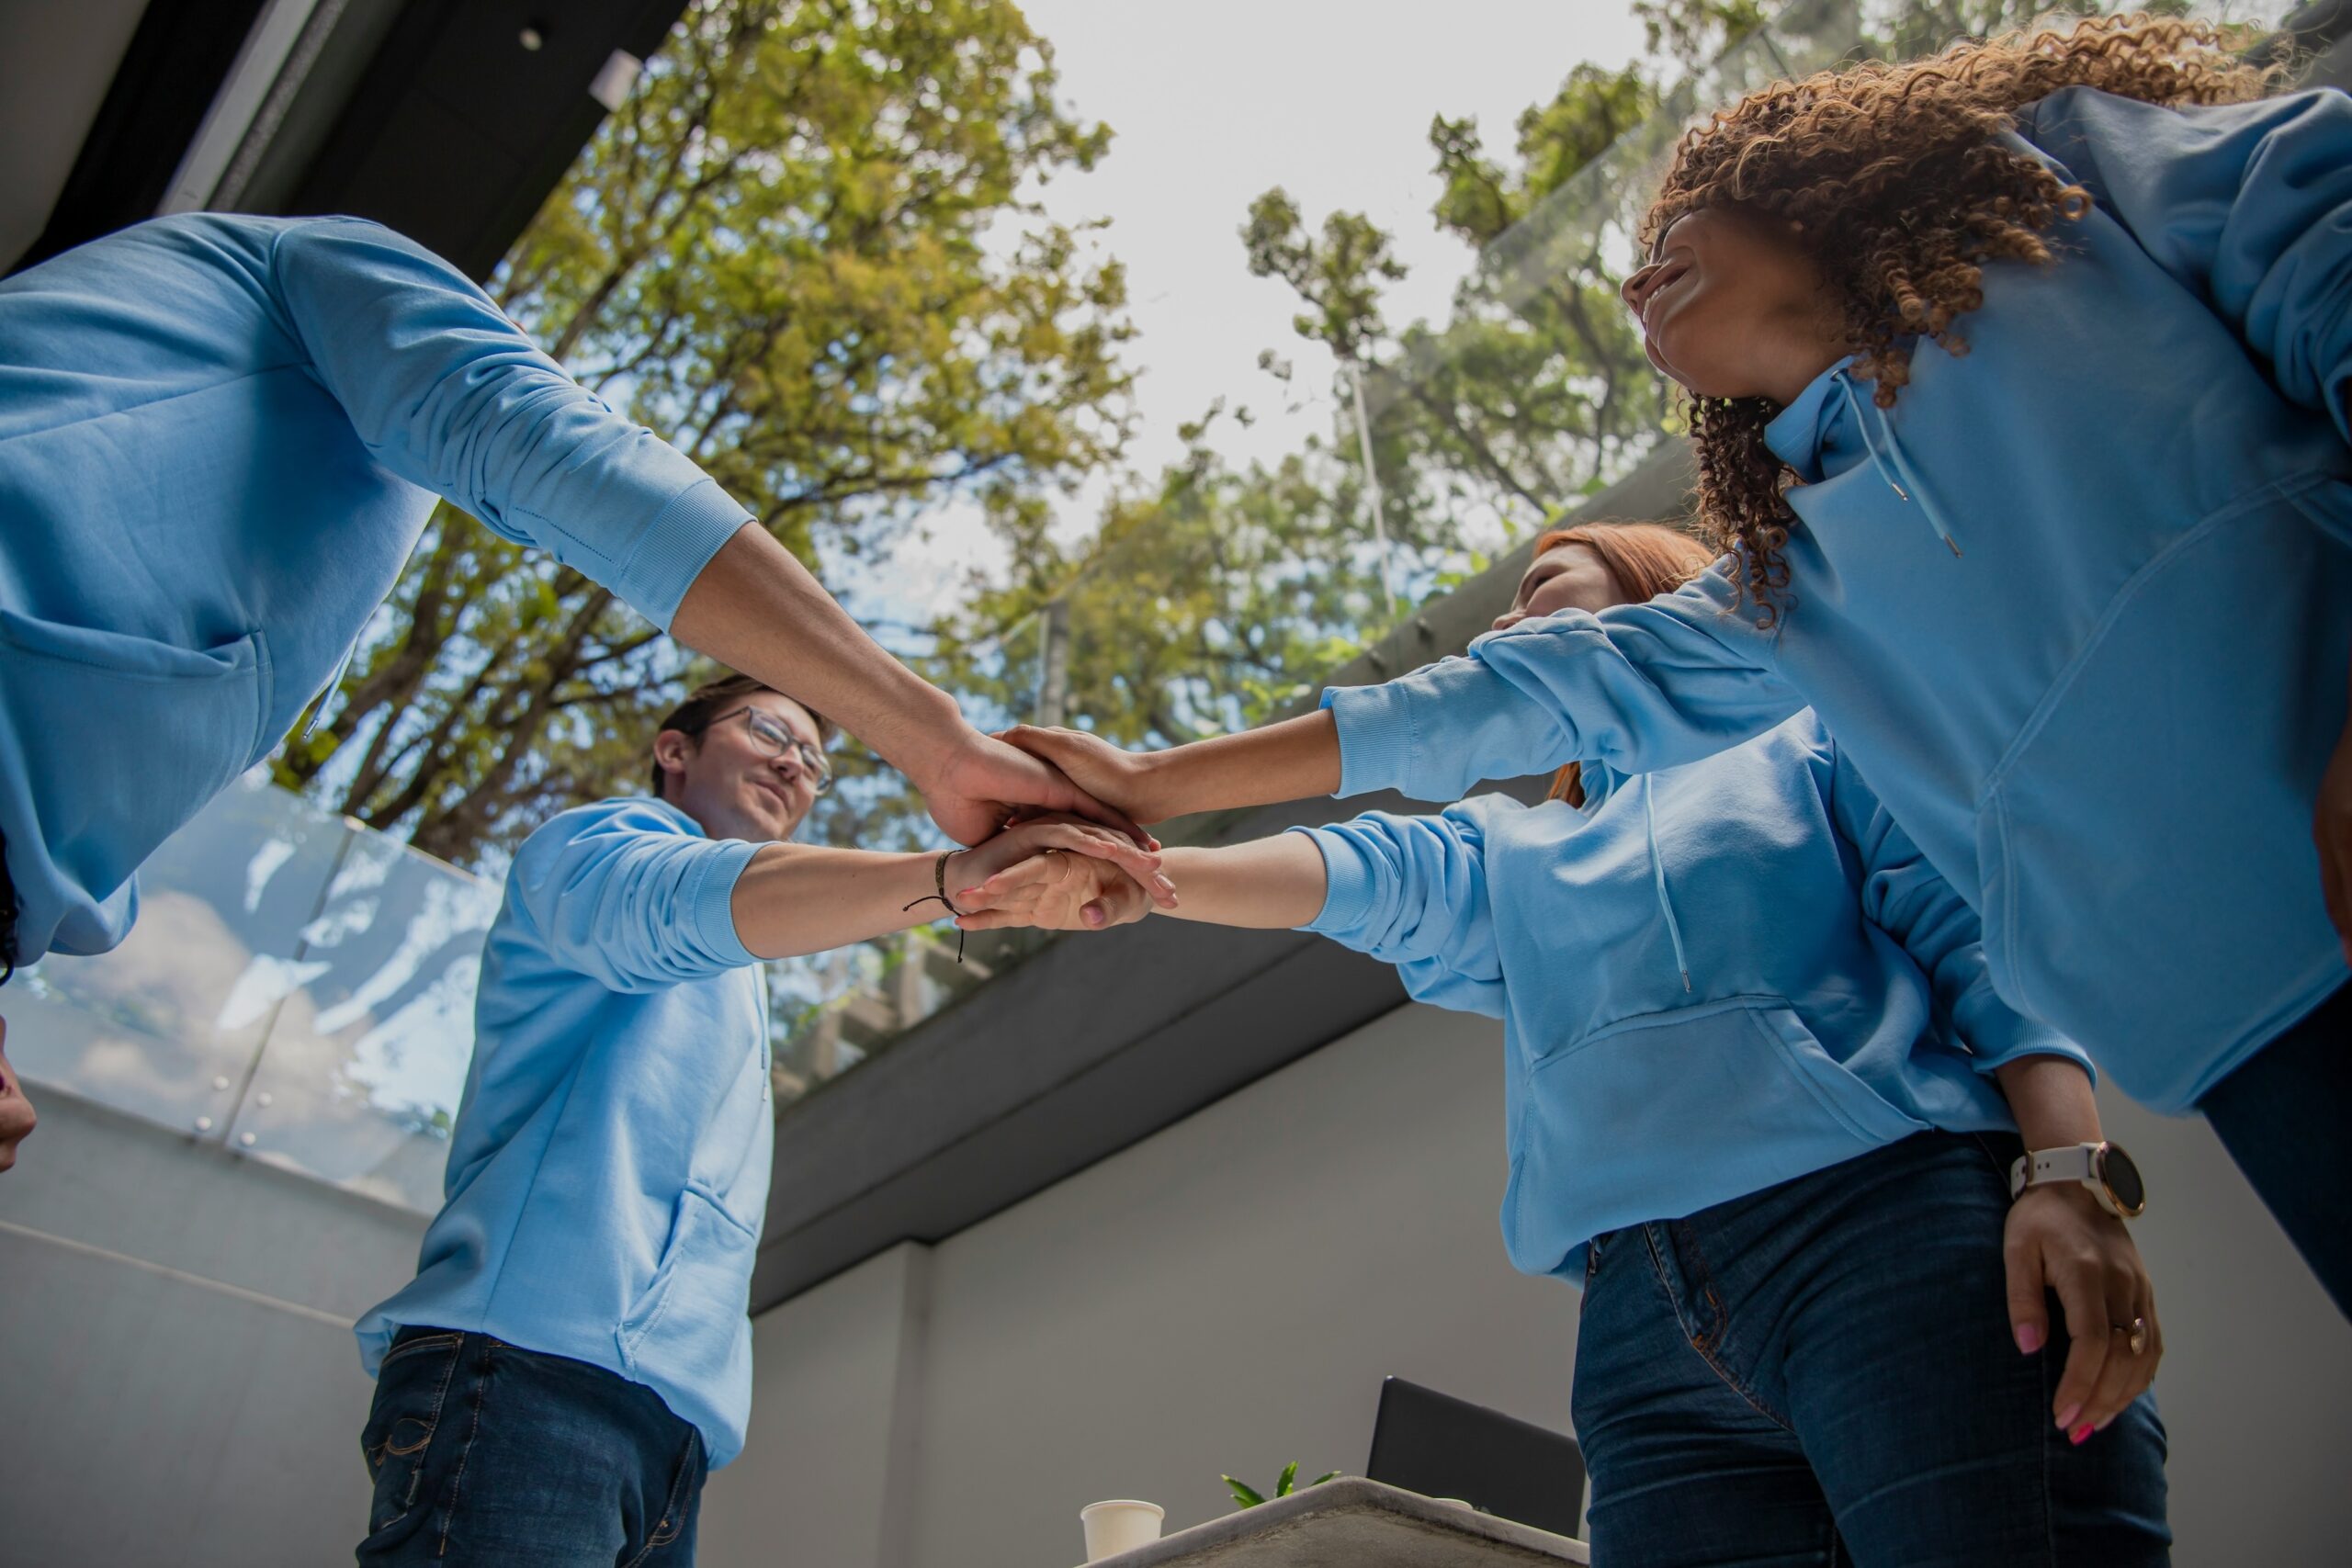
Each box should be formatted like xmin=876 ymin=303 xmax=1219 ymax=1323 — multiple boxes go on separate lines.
xmin=2109 ymin=1316 xmax=2148 ymax=1355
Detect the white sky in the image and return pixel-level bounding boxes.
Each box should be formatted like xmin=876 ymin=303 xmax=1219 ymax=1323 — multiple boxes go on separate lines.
xmin=856 ymin=0 xmax=1656 ymax=626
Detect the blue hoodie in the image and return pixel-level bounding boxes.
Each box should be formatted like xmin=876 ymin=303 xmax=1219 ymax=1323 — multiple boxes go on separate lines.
xmin=1324 ymin=86 xmax=2352 ymax=1114
xmin=356 ymin=797 xmax=771 ymax=1468
xmin=1297 ymin=713 xmax=2082 ymax=1278
xmin=0 ymin=215 xmax=753 ymax=963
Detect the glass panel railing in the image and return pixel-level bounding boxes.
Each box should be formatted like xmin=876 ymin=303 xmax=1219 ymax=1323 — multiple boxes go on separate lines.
xmin=14 ymin=771 xmax=495 ymax=1214
xmin=8 ymin=773 xmax=348 ymax=1145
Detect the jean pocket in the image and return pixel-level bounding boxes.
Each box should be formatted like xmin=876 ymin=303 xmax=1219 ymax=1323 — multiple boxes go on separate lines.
xmin=625 ymin=1432 xmax=707 ymax=1566
xmin=360 ymin=1332 xmax=465 ymax=1532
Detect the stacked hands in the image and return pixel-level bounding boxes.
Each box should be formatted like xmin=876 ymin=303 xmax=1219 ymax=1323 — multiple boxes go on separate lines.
xmin=957 ymin=725 xmax=2163 ymax=1444
xmin=941 ymin=727 xmax=1173 ymax=935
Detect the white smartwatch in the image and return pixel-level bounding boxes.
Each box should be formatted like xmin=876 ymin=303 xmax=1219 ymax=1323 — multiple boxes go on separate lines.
xmin=2009 ymin=1141 xmax=2146 ymax=1219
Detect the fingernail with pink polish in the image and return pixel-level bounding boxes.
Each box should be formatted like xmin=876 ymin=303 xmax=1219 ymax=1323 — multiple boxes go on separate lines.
xmin=2054 ymin=1404 xmax=2081 ymax=1429
xmin=2014 ymin=1324 xmax=2043 ymax=1355
xmin=2069 ymin=1424 xmax=2094 ymax=1446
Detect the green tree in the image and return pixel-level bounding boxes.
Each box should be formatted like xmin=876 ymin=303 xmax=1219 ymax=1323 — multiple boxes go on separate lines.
xmin=927 ymin=0 xmax=2197 ymax=760
xmin=277 ymin=0 xmax=1136 ymax=865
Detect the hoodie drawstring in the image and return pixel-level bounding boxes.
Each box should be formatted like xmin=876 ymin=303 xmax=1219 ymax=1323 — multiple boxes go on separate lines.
xmin=1838 ymin=375 xmax=1962 ymax=558
xmin=1642 ymin=774 xmax=1692 ymax=994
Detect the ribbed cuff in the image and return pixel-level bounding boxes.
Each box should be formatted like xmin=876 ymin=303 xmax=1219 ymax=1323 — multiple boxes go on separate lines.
xmin=618 ymin=476 xmax=756 ymax=632
xmin=1966 ymin=1016 xmax=2098 ymax=1089
xmin=1321 ymin=682 xmax=1419 ymax=799
xmin=686 ymin=837 xmax=763 ymax=969
xmin=1289 ymin=826 xmax=1377 ymax=936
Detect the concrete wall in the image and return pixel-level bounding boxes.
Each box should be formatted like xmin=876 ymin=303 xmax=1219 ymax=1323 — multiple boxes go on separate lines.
xmin=7 ymin=994 xmax=2345 ymax=1567
xmin=0 ymin=1090 xmax=427 ymax=1567
xmin=703 ymin=999 xmax=2352 ymax=1568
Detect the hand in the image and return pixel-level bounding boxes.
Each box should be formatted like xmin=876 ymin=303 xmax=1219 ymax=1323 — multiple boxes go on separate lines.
xmin=946 ymin=818 xmax=1172 ymax=931
xmin=956 ymin=839 xmax=1169 ymax=933
xmin=2003 ymin=1184 xmax=2161 ymax=1442
xmin=0 ymin=1016 xmax=36 ymax=1174
xmin=921 ymin=732 xmax=1164 ymax=892
xmin=2316 ymin=694 xmax=2352 ymax=965
xmin=997 ymin=725 xmax=1167 ymax=825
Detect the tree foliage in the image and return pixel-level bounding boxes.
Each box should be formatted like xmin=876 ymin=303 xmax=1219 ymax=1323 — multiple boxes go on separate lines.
xmin=276 ymin=0 xmax=1134 ymax=864
xmin=923 ymin=0 xmax=2190 ymax=757
xmin=292 ymin=0 xmax=2203 ymax=863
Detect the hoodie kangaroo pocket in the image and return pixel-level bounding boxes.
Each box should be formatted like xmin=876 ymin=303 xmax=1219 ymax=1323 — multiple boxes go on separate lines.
xmin=1506 ymin=996 xmax=1925 ymax=1275
xmin=0 ymin=610 xmax=269 ymax=902
xmin=617 ymin=1185 xmax=758 ymax=1403
xmin=1973 ymin=500 xmax=2352 ymax=1104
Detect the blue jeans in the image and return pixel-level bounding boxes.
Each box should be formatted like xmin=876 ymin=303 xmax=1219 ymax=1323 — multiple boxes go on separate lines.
xmin=1573 ymin=1132 xmax=2169 ymax=1568
xmin=356 ymin=1326 xmax=707 ymax=1567
xmin=2199 ymin=978 xmax=2352 ymax=1317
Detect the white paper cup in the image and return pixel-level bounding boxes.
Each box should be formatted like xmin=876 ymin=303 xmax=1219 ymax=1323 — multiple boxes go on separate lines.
xmin=1080 ymin=1499 xmax=1165 ymax=1561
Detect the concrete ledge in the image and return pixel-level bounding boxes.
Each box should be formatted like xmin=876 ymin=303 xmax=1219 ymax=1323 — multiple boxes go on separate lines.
xmin=1080 ymin=1479 xmax=1589 ymax=1567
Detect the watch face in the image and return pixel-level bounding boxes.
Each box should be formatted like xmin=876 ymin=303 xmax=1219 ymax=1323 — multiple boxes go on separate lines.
xmin=2100 ymin=1143 xmax=2146 ymax=1214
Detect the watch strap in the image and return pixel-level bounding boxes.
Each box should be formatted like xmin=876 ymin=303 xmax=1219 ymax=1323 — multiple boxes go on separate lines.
xmin=2010 ymin=1143 xmax=2125 ymax=1218
xmin=2011 ymin=1143 xmax=2099 ymax=1198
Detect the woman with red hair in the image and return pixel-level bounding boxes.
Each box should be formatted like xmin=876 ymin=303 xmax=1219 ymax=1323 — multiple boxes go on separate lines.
xmin=988 ymin=523 xmax=2170 ymax=1565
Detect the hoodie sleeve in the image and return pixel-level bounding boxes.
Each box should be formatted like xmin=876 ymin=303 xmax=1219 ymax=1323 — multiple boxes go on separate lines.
xmin=1322 ymin=565 xmax=1802 ymax=804
xmin=266 ymin=218 xmax=752 ymax=630
xmin=1827 ymin=748 xmax=2092 ymax=1079
xmin=1290 ymin=807 xmax=1508 ymax=1019
xmin=2024 ymin=85 xmax=2352 ymax=450
xmin=509 ymin=803 xmax=761 ymax=993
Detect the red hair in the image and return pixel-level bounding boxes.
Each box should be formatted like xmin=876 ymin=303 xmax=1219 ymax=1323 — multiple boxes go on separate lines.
xmin=1526 ymin=524 xmax=1716 ymax=807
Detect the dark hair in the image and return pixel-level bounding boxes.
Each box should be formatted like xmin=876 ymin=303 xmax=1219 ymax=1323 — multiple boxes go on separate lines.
xmin=1640 ymin=13 xmax=2274 ymax=617
xmin=650 ymin=671 xmax=835 ymax=799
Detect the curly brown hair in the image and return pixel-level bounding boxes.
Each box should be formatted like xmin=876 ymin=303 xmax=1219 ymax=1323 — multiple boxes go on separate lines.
xmin=1641 ymin=13 xmax=2278 ymax=616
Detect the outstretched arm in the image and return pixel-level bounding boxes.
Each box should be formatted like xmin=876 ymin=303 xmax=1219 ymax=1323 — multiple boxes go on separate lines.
xmin=671 ymin=528 xmax=1158 ymax=856
xmin=514 ymin=803 xmax=1154 ymax=989
xmin=999 ymin=715 xmax=1342 ymax=826
xmin=729 ymin=818 xmax=1158 ymax=961
xmin=270 ymin=219 xmax=1156 ymax=858
xmin=954 ymin=835 xmax=1327 ymax=931
xmin=963 ymin=807 xmax=1510 ymax=1018
xmin=1005 ymin=569 xmax=1797 ymax=820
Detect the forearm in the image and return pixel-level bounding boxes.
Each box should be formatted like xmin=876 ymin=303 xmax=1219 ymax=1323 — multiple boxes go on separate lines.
xmin=1154 ymin=838 xmax=1329 ymax=929
xmin=1133 ymin=712 xmax=1342 ymax=820
xmin=1995 ymin=1054 xmax=2106 ymax=1149
xmin=673 ymin=525 xmax=966 ymax=784
xmin=729 ymin=840 xmax=973 ymax=960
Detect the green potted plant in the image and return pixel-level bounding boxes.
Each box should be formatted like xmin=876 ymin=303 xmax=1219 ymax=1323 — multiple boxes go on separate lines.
xmin=1221 ymin=1461 xmax=1340 ymax=1510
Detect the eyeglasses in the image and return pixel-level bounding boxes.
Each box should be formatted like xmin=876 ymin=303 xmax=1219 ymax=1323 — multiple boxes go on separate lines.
xmin=711 ymin=705 xmax=832 ymax=795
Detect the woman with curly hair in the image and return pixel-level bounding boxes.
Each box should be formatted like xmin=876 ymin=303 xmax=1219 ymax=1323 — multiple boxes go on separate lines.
xmin=1003 ymin=14 xmax=2352 ymax=1314
xmin=994 ymin=523 xmax=2170 ymax=1565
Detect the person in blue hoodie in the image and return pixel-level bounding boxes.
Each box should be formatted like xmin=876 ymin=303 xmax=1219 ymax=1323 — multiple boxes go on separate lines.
xmin=0 ymin=213 xmax=1166 ymax=1168
xmin=1001 ymin=16 xmax=2352 ymax=1314
xmin=350 ymin=671 xmax=1152 ymax=1566
xmin=977 ymin=524 xmax=2170 ymax=1566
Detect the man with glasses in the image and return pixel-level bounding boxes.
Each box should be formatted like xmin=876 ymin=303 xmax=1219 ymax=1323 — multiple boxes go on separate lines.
xmin=351 ymin=672 xmax=1148 ymax=1566
xmin=0 ymin=214 xmax=1165 ymax=1169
